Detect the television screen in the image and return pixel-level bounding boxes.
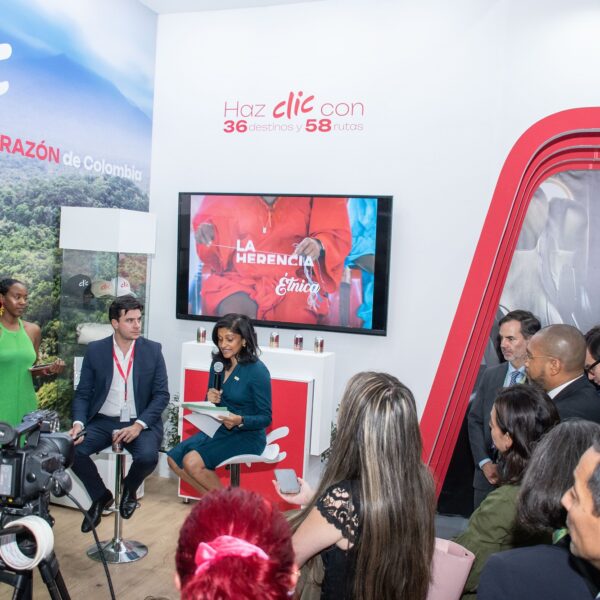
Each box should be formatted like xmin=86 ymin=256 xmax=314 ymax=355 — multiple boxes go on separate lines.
xmin=176 ymin=193 xmax=392 ymax=335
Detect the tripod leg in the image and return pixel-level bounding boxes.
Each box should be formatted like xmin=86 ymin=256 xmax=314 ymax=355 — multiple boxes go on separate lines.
xmin=37 ymin=554 xmax=71 ymax=600
xmin=9 ymin=571 xmax=32 ymax=600
xmin=50 ymin=567 xmax=70 ymax=600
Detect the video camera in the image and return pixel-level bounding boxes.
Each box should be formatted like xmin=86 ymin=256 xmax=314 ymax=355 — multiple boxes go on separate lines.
xmin=0 ymin=410 xmax=74 ymax=526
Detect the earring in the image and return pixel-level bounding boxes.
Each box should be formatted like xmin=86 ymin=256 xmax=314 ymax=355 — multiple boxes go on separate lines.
xmin=0 ymin=305 xmax=4 ymax=317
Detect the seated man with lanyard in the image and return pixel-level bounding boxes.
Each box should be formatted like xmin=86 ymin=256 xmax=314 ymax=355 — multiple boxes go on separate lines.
xmin=69 ymin=295 xmax=169 ymax=532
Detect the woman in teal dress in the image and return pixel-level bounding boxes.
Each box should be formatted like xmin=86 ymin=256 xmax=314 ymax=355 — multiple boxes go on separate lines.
xmin=168 ymin=313 xmax=272 ymax=493
xmin=0 ymin=278 xmax=64 ymax=426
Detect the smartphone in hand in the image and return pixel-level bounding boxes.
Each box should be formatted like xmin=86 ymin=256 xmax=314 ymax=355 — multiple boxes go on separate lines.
xmin=29 ymin=363 xmax=54 ymax=375
xmin=274 ymin=468 xmax=301 ymax=495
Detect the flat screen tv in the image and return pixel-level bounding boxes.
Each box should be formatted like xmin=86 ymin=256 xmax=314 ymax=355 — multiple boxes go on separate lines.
xmin=176 ymin=193 xmax=392 ymax=335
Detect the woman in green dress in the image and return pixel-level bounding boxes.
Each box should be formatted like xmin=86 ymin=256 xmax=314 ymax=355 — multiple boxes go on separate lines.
xmin=0 ymin=278 xmax=64 ymax=426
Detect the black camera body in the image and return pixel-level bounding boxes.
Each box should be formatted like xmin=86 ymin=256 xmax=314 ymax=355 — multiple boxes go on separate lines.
xmin=0 ymin=411 xmax=74 ymax=525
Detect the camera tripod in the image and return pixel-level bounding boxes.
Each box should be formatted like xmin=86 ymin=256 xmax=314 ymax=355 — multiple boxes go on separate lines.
xmin=0 ymin=551 xmax=71 ymax=600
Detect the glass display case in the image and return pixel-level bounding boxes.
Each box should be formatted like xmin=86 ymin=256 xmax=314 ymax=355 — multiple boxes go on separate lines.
xmin=54 ymin=250 xmax=149 ymax=425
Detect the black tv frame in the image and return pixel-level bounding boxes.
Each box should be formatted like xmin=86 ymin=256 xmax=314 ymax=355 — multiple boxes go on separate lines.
xmin=176 ymin=192 xmax=392 ymax=336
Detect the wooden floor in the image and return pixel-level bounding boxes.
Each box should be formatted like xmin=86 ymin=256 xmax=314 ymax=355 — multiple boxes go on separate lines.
xmin=0 ymin=475 xmax=193 ymax=600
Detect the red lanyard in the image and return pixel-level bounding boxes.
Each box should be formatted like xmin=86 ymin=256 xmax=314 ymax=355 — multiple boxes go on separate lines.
xmin=113 ymin=342 xmax=135 ymax=403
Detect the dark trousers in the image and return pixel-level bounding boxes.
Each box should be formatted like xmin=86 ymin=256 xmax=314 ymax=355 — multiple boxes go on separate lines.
xmin=72 ymin=414 xmax=160 ymax=501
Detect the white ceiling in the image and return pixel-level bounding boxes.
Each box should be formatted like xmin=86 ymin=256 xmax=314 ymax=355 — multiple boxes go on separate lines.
xmin=139 ymin=0 xmax=321 ymax=13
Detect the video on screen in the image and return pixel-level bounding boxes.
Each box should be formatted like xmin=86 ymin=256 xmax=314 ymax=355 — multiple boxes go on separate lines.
xmin=176 ymin=193 xmax=392 ymax=335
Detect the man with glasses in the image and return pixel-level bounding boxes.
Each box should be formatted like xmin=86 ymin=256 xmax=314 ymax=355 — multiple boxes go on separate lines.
xmin=584 ymin=326 xmax=600 ymax=391
xmin=525 ymin=324 xmax=600 ymax=423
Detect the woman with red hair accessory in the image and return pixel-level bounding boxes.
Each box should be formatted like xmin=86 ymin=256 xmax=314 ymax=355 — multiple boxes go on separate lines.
xmin=175 ymin=487 xmax=297 ymax=599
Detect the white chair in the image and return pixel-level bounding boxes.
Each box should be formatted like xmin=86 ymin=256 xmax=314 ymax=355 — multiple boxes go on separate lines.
xmin=216 ymin=426 xmax=289 ymax=487
xmin=86 ymin=448 xmax=147 ymax=564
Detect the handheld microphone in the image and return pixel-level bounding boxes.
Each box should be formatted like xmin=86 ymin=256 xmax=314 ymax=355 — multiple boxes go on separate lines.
xmin=213 ymin=361 xmax=224 ymax=391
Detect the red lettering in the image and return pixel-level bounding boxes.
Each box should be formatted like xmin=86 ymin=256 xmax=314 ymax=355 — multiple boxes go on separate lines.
xmin=273 ymin=91 xmax=315 ymax=120
xmin=12 ymin=137 xmax=24 ymax=155
xmin=301 ymin=95 xmax=314 ymax=114
xmin=273 ymin=100 xmax=286 ymax=119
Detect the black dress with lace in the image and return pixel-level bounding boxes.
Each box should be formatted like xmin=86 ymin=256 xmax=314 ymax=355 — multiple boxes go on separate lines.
xmin=315 ymin=480 xmax=361 ymax=600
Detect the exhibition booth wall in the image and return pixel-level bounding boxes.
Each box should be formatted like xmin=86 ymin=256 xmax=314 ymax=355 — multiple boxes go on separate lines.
xmin=147 ymin=0 xmax=600 ymax=476
xmin=3 ymin=0 xmax=600 ymax=487
xmin=0 ymin=0 xmax=157 ymax=422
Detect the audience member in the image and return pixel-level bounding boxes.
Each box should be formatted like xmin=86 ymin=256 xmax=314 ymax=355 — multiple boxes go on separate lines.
xmin=525 ymin=324 xmax=600 ymax=422
xmin=468 ymin=310 xmax=541 ymax=508
xmin=455 ymin=384 xmax=559 ymax=599
xmin=175 ymin=487 xmax=296 ymax=599
xmin=584 ymin=325 xmax=600 ymax=389
xmin=275 ymin=371 xmax=435 ymax=600
xmin=478 ymin=440 xmax=600 ymax=599
xmin=517 ymin=419 xmax=600 ymax=541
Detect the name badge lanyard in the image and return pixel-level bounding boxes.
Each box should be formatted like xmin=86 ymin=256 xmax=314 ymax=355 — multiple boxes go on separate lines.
xmin=113 ymin=342 xmax=135 ymax=422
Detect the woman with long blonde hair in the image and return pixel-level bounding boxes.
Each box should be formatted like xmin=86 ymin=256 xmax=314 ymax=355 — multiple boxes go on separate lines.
xmin=276 ymin=371 xmax=435 ymax=600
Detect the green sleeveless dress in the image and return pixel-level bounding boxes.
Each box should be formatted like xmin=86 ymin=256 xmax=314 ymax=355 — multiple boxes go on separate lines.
xmin=0 ymin=320 xmax=37 ymax=426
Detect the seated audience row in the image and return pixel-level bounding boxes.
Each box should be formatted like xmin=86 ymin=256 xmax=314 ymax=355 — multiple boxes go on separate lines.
xmin=469 ymin=313 xmax=600 ymax=509
xmin=173 ymin=371 xmax=436 ymax=600
xmin=171 ymin=317 xmax=600 ymax=599
xmin=456 ymin=384 xmax=560 ymax=598
xmin=462 ymin=314 xmax=600 ymax=599
xmin=479 ymin=431 xmax=600 ymax=599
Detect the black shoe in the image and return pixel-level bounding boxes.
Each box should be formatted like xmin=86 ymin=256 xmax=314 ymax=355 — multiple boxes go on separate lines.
xmin=120 ymin=486 xmax=138 ymax=520
xmin=81 ymin=490 xmax=113 ymax=533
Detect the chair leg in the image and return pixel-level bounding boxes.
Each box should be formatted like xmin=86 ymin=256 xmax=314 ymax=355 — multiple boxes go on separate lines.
xmin=87 ymin=453 xmax=148 ymax=564
xmin=230 ymin=464 xmax=241 ymax=487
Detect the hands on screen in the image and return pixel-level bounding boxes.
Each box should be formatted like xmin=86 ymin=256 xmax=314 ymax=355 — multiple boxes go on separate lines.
xmin=195 ymin=222 xmax=215 ymax=245
xmin=294 ymin=237 xmax=323 ymax=260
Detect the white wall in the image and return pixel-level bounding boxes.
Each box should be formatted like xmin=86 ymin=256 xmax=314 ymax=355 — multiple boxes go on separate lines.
xmin=147 ymin=0 xmax=600 ymax=415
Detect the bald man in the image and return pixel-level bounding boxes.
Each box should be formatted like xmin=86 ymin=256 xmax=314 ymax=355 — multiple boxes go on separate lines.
xmin=525 ymin=324 xmax=600 ymax=423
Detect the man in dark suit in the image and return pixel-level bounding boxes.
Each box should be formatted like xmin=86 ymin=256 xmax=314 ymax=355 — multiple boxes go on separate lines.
xmin=468 ymin=310 xmax=541 ymax=508
xmin=478 ymin=442 xmax=600 ymax=599
xmin=477 ymin=544 xmax=597 ymax=599
xmin=525 ymin=324 xmax=600 ymax=423
xmin=69 ymin=296 xmax=169 ymax=532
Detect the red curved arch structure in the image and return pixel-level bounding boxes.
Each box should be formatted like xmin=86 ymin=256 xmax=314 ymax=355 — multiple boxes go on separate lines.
xmin=421 ymin=107 xmax=600 ymax=494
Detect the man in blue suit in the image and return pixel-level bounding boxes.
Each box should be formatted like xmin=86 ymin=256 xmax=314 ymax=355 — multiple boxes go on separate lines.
xmin=69 ymin=295 xmax=169 ymax=532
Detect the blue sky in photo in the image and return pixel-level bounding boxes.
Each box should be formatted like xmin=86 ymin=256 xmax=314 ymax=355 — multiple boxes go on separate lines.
xmin=1 ymin=0 xmax=157 ymax=117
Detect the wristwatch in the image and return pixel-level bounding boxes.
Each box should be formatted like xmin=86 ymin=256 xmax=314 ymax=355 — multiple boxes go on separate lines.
xmin=238 ymin=417 xmax=244 ymax=429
